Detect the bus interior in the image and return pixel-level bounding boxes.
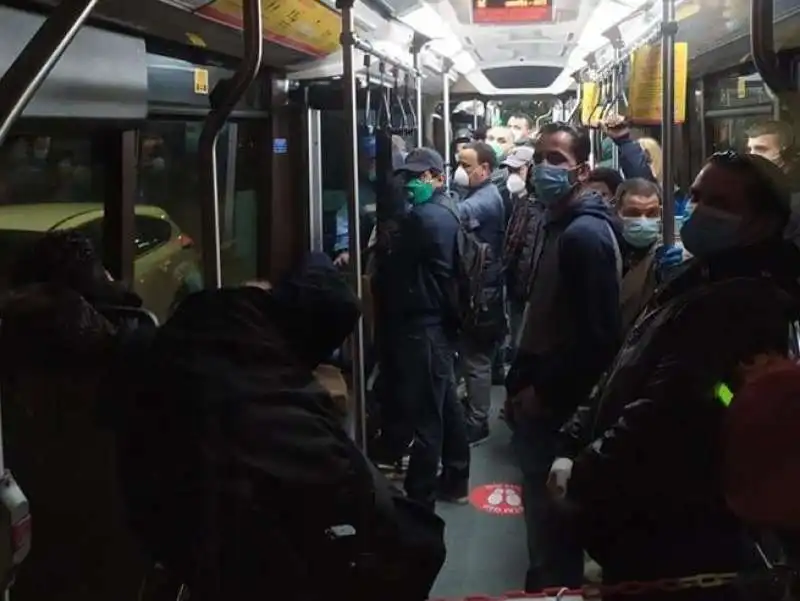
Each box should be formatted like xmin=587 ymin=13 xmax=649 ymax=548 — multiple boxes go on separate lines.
xmin=0 ymin=0 xmax=798 ymax=598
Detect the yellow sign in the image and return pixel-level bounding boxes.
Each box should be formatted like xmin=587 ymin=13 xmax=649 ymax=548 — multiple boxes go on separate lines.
xmin=186 ymin=32 xmax=207 ymax=47
xmin=737 ymin=77 xmax=747 ymax=98
xmin=580 ymin=82 xmax=602 ymax=127
xmin=194 ymin=68 xmax=209 ymax=95
xmin=197 ymin=0 xmax=341 ymax=57
xmin=627 ymin=42 xmax=689 ymax=125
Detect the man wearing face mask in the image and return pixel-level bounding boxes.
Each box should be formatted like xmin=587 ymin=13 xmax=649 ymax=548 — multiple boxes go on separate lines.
xmin=551 ymin=152 xmax=800 ymax=600
xmin=501 ymin=146 xmax=537 ymax=361
xmin=504 ymin=122 xmax=623 ymax=592
xmin=615 ymin=178 xmax=664 ymax=333
xmin=453 ymin=142 xmax=506 ymax=445
xmin=374 ymin=147 xmax=471 ymax=507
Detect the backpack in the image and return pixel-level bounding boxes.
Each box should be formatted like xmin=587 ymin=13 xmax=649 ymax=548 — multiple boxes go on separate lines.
xmin=116 ymin=350 xmax=446 ymax=601
xmin=441 ymin=203 xmax=501 ymax=342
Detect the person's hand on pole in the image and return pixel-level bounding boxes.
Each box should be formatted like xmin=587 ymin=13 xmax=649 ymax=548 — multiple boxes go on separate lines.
xmin=333 ymin=252 xmax=350 ymax=268
xmin=601 ymin=114 xmax=630 ymax=140
xmin=547 ymin=457 xmax=574 ymax=499
xmin=654 ymin=245 xmax=684 ymax=281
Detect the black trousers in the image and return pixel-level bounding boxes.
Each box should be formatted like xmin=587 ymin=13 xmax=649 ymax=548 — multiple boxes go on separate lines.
xmin=380 ymin=324 xmax=470 ymax=508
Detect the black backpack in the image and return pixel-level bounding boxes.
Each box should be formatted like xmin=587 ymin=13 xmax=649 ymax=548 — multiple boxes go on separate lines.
xmin=442 ymin=202 xmax=502 ymax=342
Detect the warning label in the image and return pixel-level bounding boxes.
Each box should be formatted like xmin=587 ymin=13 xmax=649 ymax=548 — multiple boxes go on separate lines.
xmin=469 ymin=484 xmax=524 ymax=515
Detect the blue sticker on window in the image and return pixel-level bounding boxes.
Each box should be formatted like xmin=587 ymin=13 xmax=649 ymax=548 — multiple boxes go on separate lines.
xmin=273 ymin=138 xmax=288 ymax=154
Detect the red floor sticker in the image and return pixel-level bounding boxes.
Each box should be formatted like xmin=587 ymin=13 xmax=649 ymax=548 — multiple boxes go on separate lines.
xmin=469 ymin=483 xmax=524 ymax=515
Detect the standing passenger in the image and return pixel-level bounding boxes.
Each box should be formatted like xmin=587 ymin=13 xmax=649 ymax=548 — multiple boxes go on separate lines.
xmin=377 ymin=148 xmax=471 ymax=507
xmin=452 ymin=142 xmax=506 ymax=445
xmin=508 ymin=114 xmax=533 ymax=144
xmin=505 ymin=122 xmax=623 ymax=592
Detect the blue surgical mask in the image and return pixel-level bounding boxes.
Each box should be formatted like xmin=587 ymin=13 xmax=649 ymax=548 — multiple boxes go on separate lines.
xmin=533 ymin=164 xmax=576 ymax=206
xmin=680 ymin=206 xmax=742 ymax=257
xmin=622 ymin=217 xmax=661 ymax=248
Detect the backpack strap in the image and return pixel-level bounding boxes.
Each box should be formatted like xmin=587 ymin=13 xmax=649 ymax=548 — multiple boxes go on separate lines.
xmin=605 ymin=221 xmax=623 ymax=285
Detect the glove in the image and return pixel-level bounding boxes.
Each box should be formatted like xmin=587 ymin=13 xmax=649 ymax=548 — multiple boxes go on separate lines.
xmin=546 ymin=457 xmax=574 ymax=499
xmin=654 ymin=244 xmax=684 ymax=281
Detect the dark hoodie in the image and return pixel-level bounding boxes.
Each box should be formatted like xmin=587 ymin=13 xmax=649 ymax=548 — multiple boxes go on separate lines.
xmin=117 ymin=253 xmax=412 ymax=600
xmin=507 ymin=189 xmax=623 ymax=419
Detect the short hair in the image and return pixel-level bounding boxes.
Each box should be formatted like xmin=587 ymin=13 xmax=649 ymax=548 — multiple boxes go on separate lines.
xmin=472 ymin=126 xmax=488 ymax=142
xmin=537 ymin=122 xmax=591 ymax=164
xmin=745 ymin=120 xmax=795 ymax=149
xmin=706 ymin=151 xmax=791 ymax=221
xmin=509 ymin=113 xmax=532 ymax=128
xmin=588 ymin=167 xmax=625 ymax=197
xmin=616 ymin=177 xmax=662 ymax=205
xmin=464 ymin=141 xmax=497 ymax=171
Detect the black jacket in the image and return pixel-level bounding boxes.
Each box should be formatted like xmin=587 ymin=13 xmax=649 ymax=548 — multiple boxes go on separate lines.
xmin=562 ymin=238 xmax=800 ymax=579
xmin=379 ymin=190 xmax=460 ymax=332
xmin=506 ymin=190 xmax=623 ymax=419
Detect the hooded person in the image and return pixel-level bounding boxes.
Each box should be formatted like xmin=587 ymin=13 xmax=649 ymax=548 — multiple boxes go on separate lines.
xmin=0 ymin=283 xmax=150 ymax=601
xmin=115 ymin=251 xmax=445 ymax=601
xmin=505 ymin=122 xmax=623 ymax=592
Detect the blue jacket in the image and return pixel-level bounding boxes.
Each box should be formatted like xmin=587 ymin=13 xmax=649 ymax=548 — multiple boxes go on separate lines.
xmin=458 ymin=179 xmax=505 ymax=286
xmin=508 ymin=189 xmax=623 ymax=418
xmin=380 ymin=190 xmax=460 ymax=331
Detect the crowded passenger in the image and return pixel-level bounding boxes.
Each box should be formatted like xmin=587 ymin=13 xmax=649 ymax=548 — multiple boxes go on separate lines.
xmin=453 ymin=141 xmax=506 ymax=445
xmin=553 ymin=152 xmax=800 ymax=600
xmin=115 ymin=251 xmax=446 ymax=601
xmin=585 ymin=166 xmax=624 ymax=204
xmin=505 ymin=122 xmax=623 ymax=592
xmin=332 ymin=135 xmax=378 ymax=267
xmin=372 ymin=147 xmax=471 ymax=506
xmin=615 ymin=177 xmax=664 ymax=332
xmin=501 ymin=145 xmax=539 ymax=358
xmin=508 ymin=113 xmax=534 ymax=144
xmin=487 ymin=126 xmax=514 ymax=160
xmin=746 ymin=120 xmax=800 ymax=182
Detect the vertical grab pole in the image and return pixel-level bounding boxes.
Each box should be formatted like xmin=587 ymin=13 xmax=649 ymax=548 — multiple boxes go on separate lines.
xmin=198 ymin=0 xmax=263 ymax=289
xmin=611 ymin=63 xmax=621 ymax=170
xmin=338 ymin=0 xmax=367 ymax=450
xmin=0 ymin=0 xmax=100 ymax=146
xmin=660 ymin=0 xmax=677 ymax=245
xmin=412 ymin=36 xmax=425 ymax=148
xmin=442 ymin=59 xmax=453 ymax=190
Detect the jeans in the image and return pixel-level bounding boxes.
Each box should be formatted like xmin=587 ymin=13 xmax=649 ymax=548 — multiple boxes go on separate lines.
xmin=460 ymin=336 xmax=497 ymax=426
xmin=512 ymin=416 xmax=584 ymax=591
xmin=383 ymin=324 xmax=470 ymax=508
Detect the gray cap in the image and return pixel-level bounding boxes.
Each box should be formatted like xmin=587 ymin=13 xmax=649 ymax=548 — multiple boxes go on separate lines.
xmin=502 ymin=146 xmax=534 ymax=169
xmin=398 ymin=147 xmax=445 ymax=174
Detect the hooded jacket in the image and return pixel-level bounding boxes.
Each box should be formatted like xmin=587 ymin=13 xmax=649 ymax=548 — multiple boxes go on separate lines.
xmin=560 ymin=237 xmax=800 ymax=582
xmin=116 ymin=253 xmax=376 ymax=600
xmin=507 ymin=189 xmax=623 ymax=419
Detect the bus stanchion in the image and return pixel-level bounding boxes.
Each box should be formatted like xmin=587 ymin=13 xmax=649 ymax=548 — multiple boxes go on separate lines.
xmin=660 ymin=0 xmax=678 ymax=246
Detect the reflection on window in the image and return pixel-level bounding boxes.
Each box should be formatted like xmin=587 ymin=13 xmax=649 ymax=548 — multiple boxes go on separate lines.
xmin=320 ymin=111 xmax=376 ymax=257
xmin=0 ymin=132 xmax=104 ymax=294
xmin=706 ymin=72 xmax=772 ymax=110
xmin=135 ymin=121 xmax=262 ymax=316
xmin=0 ymin=134 xmax=100 ymax=205
xmin=708 ymin=116 xmax=768 ymax=154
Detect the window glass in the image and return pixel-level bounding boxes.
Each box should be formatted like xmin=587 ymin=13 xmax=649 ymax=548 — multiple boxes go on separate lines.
xmin=705 ymin=71 xmax=773 ymax=110
xmin=320 ymin=110 xmax=376 ymax=258
xmin=134 ymin=215 xmax=172 ymax=257
xmin=136 ymin=120 xmax=263 ymax=317
xmin=0 ymin=131 xmax=105 ymax=292
xmin=221 ymin=122 xmax=261 ymax=285
xmin=707 ymin=116 xmax=768 ymax=153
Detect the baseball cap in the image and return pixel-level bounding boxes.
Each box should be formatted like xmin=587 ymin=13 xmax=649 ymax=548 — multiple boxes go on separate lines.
xmin=397 ymin=147 xmax=445 ymax=175
xmin=502 ymin=146 xmax=534 ymax=169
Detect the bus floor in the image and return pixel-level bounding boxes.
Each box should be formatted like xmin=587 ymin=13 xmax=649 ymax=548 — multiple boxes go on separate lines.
xmin=431 ymin=386 xmax=529 ymax=599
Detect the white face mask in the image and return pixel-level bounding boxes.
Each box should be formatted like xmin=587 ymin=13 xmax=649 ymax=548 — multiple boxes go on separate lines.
xmin=506 ymin=173 xmax=525 ymax=195
xmin=453 ymin=166 xmax=470 ymax=188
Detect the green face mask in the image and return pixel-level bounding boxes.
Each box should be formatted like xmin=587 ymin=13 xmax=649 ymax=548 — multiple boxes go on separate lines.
xmin=406 ymin=178 xmax=436 ymax=205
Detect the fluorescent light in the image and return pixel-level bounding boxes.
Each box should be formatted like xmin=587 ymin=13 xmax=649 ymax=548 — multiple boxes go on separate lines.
xmin=399 ymin=4 xmax=443 ymax=40
xmin=452 ymin=50 xmax=476 ymax=74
